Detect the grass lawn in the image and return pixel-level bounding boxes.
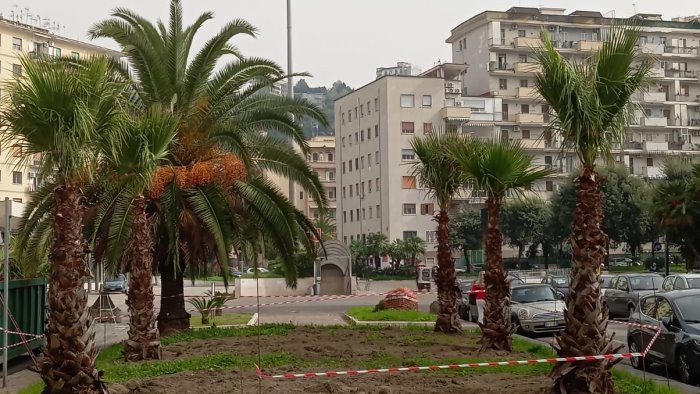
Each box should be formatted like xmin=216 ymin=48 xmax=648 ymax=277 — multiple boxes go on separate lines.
xmin=189 ymin=312 xmax=253 ymax=327
xmin=346 ymin=305 xmax=435 ymax=322
xmin=19 ymin=324 xmax=682 ymax=394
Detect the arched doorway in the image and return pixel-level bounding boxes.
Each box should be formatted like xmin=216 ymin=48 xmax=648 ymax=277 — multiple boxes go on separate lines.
xmin=320 ymin=264 xmax=345 ymax=295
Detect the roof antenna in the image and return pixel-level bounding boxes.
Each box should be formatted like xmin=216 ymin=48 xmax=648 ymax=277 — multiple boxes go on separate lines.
xmin=632 ymin=3 xmax=637 ymax=15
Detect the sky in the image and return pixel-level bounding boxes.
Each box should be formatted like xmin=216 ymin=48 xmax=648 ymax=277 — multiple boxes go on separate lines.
xmin=3 ymin=1 xmax=698 ymax=88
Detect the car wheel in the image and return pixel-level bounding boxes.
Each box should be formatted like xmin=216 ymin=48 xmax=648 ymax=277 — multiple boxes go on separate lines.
xmin=511 ymin=316 xmax=522 ymax=334
xmin=628 ymin=338 xmax=646 ymax=370
xmin=677 ymin=349 xmax=696 ymax=385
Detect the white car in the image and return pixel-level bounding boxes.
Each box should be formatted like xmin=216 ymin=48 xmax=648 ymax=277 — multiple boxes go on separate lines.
xmin=246 ymin=267 xmax=269 ymax=274
xmin=610 ymin=258 xmax=633 ymax=267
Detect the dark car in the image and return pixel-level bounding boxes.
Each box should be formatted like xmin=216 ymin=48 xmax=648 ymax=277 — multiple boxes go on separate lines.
xmin=457 ymin=278 xmax=475 ymax=321
xmin=103 ymin=274 xmax=128 ymax=293
xmin=603 ymin=274 xmax=663 ymax=318
xmin=541 ymin=275 xmax=569 ymax=296
xmin=599 ymin=274 xmax=615 ymax=296
xmin=628 ymin=289 xmax=700 ymax=385
xmin=506 ymin=273 xmax=525 ymax=285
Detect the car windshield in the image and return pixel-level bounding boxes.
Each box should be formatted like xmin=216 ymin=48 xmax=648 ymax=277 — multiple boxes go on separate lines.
xmin=512 ymin=286 xmax=558 ymax=303
xmin=629 ymin=276 xmax=662 ymax=291
xmin=600 ymin=277 xmax=613 ymax=288
xmin=552 ymin=277 xmax=568 ymax=287
xmin=687 ymin=278 xmax=700 ymax=289
xmin=675 ymin=295 xmax=700 ymax=322
xmin=106 ymin=275 xmax=124 ymax=282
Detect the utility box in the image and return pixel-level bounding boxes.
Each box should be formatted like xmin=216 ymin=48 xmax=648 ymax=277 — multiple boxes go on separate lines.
xmin=0 ymin=278 xmax=47 ymax=362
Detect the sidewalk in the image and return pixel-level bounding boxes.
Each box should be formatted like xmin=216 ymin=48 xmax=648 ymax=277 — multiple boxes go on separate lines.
xmin=2 ymin=324 xmax=128 ymax=394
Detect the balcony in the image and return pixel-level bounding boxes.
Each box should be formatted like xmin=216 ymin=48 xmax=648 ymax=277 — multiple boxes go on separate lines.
xmin=643 ymin=141 xmax=669 ymax=151
xmin=520 ymin=139 xmax=544 ymax=149
xmin=665 ymin=69 xmax=698 ymax=79
xmin=649 ymin=68 xmax=665 ymax=79
xmin=664 ymin=46 xmax=699 ymax=56
xmin=441 ymin=106 xmax=471 ymax=121
xmin=514 ymin=62 xmax=542 ymax=73
xmin=638 ymin=91 xmax=667 ymax=103
xmin=512 ymin=36 xmax=543 ymax=48
xmin=514 ymin=113 xmax=545 ymax=124
xmin=576 ymin=40 xmax=603 ymax=51
xmin=690 ymin=118 xmax=700 ymax=127
xmin=640 ymin=117 xmax=669 ymax=127
xmin=516 ymin=86 xmax=541 ymax=99
xmin=642 ymin=166 xmax=663 ymax=178
xmin=639 ymin=42 xmax=665 ymax=55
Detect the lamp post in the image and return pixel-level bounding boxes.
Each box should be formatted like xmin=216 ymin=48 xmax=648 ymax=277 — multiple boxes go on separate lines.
xmin=2 ymin=198 xmax=10 ymax=387
xmin=286 ymin=0 xmax=295 ymax=203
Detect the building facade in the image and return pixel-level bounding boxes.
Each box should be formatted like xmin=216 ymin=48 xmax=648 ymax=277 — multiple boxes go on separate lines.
xmin=376 ymin=62 xmax=423 ymax=79
xmin=301 ymin=136 xmax=337 ymax=222
xmin=0 ymin=17 xmax=121 ymax=204
xmin=447 ymin=7 xmax=700 ymax=193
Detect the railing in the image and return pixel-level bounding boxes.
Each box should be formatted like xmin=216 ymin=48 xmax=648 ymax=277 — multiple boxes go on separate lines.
xmin=665 ymin=69 xmax=698 ymax=79
xmin=664 ymin=46 xmax=699 ymax=55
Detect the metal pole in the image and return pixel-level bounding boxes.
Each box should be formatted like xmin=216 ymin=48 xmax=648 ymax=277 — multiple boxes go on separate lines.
xmin=3 ymin=197 xmax=10 ymax=387
xmin=286 ymin=0 xmax=296 ymax=203
xmin=664 ymin=235 xmax=670 ymax=277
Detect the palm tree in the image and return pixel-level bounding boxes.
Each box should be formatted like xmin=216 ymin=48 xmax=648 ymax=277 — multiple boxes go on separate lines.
xmin=94 ymin=107 xmax=178 ymax=361
xmin=1 ymin=56 xmax=127 ymax=392
xmin=411 ymin=133 xmax=465 ymax=333
xmin=365 ymin=233 xmax=389 ymax=270
xmin=533 ymin=24 xmax=653 ymax=393
xmin=404 ymin=236 xmax=426 ymax=268
xmin=313 ymin=214 xmax=337 ymax=241
xmin=450 ymin=138 xmax=551 ymax=350
xmin=386 ymin=239 xmax=408 ymax=269
xmin=88 ymin=0 xmax=327 ymax=333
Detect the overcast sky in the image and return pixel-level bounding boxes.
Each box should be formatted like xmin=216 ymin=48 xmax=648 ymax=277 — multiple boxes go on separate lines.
xmin=3 ymin=1 xmax=698 ymax=88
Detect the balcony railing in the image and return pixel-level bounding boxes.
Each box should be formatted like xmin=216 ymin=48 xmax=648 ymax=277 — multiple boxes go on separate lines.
xmin=516 ymin=86 xmax=541 ymax=99
xmin=514 ymin=113 xmax=545 ymax=124
xmin=665 ymin=69 xmax=698 ymax=79
xmin=643 ymin=141 xmax=669 ymax=151
xmin=638 ymin=91 xmax=667 ymax=103
xmin=638 ymin=42 xmax=665 ymax=55
xmin=642 ymin=166 xmax=663 ymax=178
xmin=514 ymin=62 xmax=541 ymax=73
xmin=520 ymin=139 xmax=544 ymax=149
xmin=512 ymin=36 xmax=543 ymax=48
xmin=664 ymin=46 xmax=699 ymax=55
xmin=640 ymin=117 xmax=669 ymax=127
xmin=576 ymin=40 xmax=603 ymax=51
xmin=442 ymin=106 xmax=471 ymax=120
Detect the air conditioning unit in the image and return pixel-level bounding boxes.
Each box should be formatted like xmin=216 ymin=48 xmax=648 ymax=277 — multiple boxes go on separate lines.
xmin=548 ymin=25 xmax=557 ymax=32
xmin=514 ymin=125 xmax=521 ymax=132
xmin=511 ymin=24 xmax=518 ymax=30
xmin=455 ymin=101 xmax=463 ymax=107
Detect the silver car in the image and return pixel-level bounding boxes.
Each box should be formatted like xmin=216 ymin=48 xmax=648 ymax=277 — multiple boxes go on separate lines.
xmin=510 ymin=284 xmax=566 ymax=334
xmin=661 ymin=274 xmax=700 ymax=291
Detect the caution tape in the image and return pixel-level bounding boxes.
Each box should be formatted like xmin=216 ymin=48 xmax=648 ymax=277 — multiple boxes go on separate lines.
xmin=0 ymin=334 xmax=45 ymax=350
xmin=0 ymin=327 xmax=44 ymax=338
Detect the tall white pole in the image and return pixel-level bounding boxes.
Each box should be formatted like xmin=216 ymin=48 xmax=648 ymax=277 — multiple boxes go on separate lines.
xmin=3 ymin=198 xmax=10 ymax=387
xmin=287 ymin=0 xmax=296 ymax=202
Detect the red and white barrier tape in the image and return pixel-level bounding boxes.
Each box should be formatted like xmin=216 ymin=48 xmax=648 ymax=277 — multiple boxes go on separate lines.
xmin=0 ymin=328 xmax=44 ymax=338
xmin=1 ymin=335 xmax=44 ymax=350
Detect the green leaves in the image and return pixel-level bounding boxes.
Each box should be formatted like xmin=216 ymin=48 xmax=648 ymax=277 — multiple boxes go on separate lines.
xmin=410 ymin=133 xmax=465 ymax=210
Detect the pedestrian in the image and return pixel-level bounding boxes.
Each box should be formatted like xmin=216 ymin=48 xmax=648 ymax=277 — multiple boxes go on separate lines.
xmin=470 ymin=271 xmax=486 ymax=324
xmin=650 ymin=262 xmax=658 ymax=273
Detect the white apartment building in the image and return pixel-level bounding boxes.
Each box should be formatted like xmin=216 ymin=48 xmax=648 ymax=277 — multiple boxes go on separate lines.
xmin=0 ymin=17 xmax=121 ymax=205
xmin=301 ymin=136 xmax=337 ymax=222
xmin=376 ymin=62 xmax=423 ymax=79
xmin=447 ymin=7 xmax=700 ymax=190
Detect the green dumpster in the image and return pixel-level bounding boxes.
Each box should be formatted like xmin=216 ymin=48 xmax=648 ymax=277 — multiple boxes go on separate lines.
xmin=0 ymin=278 xmax=47 ymax=362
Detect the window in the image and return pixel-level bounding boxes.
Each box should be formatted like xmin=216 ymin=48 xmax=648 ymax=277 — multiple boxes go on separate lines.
xmin=12 ymin=198 xmax=21 ymax=203
xmin=368 ymin=153 xmax=372 ymax=166
xmin=312 ymin=153 xmax=319 ymax=161
xmin=369 ymin=207 xmax=373 ymax=218
xmin=403 ymin=204 xmax=417 ymax=215
xmin=521 ymin=104 xmax=529 ymax=114
xmin=350 ymin=210 xmax=354 ymax=221
xmin=54 ymin=47 xmax=62 ymax=57
xmin=425 ymin=231 xmax=437 ymax=243
xmin=71 ymin=52 xmax=80 ymax=61
xmin=616 ymin=276 xmax=629 ymax=291
xmin=545 ymin=180 xmax=554 ymax=192
xmin=420 ymin=203 xmax=435 ymax=215
xmin=362 ymin=208 xmax=366 ymax=219
xmin=11 ymin=145 xmax=22 ymax=157
xmin=354 ymin=132 xmax=358 ymax=144
xmin=349 ymin=185 xmax=353 ymax=197
xmin=522 ymin=129 xmax=530 ymax=139
xmin=423 ymin=123 xmax=433 ymax=134
xmin=545 ymin=156 xmax=553 ymax=166
xmin=344 ymin=236 xmax=348 ymax=244
xmin=361 ymin=156 xmax=365 ymax=169
xmin=400 ymin=94 xmax=415 ymax=108
xmin=12 ymin=64 xmax=22 ymax=76
xmin=355 ymin=158 xmax=359 ymax=170
xmin=342 ymin=162 xmax=346 ymax=173
xmin=518 ymin=30 xmax=526 ymax=37
xmin=356 ymin=209 xmax=359 ymax=221
xmin=367 ymin=128 xmax=371 ymax=140
xmin=401 ymin=149 xmax=415 ymax=161
xmin=662 ymin=276 xmax=675 ymax=292
xmin=360 ymin=130 xmax=364 ymax=142
xmin=376 ymin=177 xmax=380 ymax=191
xmin=360 ymin=104 xmax=364 ymax=117
xmin=499 ymin=79 xmax=508 ymax=89
xmin=674 ymin=277 xmax=687 ymax=290
xmin=647 ymin=158 xmax=654 ymax=167
xmin=656 ymin=298 xmax=674 ymax=321
xmin=641 ymin=296 xmax=656 ymax=317
xmin=368 ymin=180 xmax=373 ymax=192
xmin=354 ymin=107 xmax=357 ymax=119
xmin=342 ymin=187 xmax=346 ymax=198
xmin=328 ymin=171 xmax=335 ymax=181
xmin=367 ymin=101 xmax=371 ymax=114
xmin=374 ymin=98 xmax=379 ymax=112
xmin=375 ymin=150 xmax=380 ymax=164
xmin=376 ymin=204 xmax=381 ymax=217
xmin=348 ymin=160 xmax=352 ymax=172
xmin=12 ymin=171 xmax=22 ymax=185
xmin=401 ymin=122 xmax=415 ymax=134
xmin=422 ymin=95 xmax=432 ymax=108
xmin=403 ymin=231 xmax=418 ymax=240
xmin=328 ymin=210 xmax=335 ymax=219
xmin=341 ymin=113 xmax=345 ymax=125
xmin=342 ymin=137 xmax=346 ymax=147
xmin=402 ymin=176 xmax=417 ymax=189
xmin=355 ymin=183 xmax=359 ymax=196
xmin=12 ymin=37 xmax=22 ymax=50
xmin=520 ymin=79 xmax=529 ymax=88
xmin=328 ymin=152 xmax=334 ymax=162
xmin=348 ymin=110 xmax=351 ymax=122
xmin=299 ymin=191 xmax=304 ymax=200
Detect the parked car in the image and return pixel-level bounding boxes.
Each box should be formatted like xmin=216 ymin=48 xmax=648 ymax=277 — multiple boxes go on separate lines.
xmin=627 ymin=289 xmax=700 ymax=385
xmin=541 ymin=275 xmax=570 ymax=297
xmin=610 ymin=257 xmax=633 ymax=267
xmin=661 ymin=274 xmax=700 ymax=291
xmin=603 ymin=274 xmax=663 ymax=318
xmin=245 ymin=267 xmax=269 ymax=274
xmin=506 ymin=273 xmax=525 ymax=285
xmin=103 ymin=274 xmax=128 ymax=293
xmin=229 ymin=267 xmax=243 ymax=277
xmin=457 ymin=279 xmax=475 ymax=321
xmin=510 ymin=284 xmax=566 ymax=334
xmin=599 ymin=274 xmax=615 ymax=297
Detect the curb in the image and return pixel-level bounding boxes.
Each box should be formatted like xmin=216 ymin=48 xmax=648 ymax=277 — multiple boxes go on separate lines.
xmin=342 ymin=313 xmax=435 ymax=327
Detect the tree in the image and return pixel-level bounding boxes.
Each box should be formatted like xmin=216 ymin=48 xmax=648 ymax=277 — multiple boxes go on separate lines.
xmin=501 ymin=198 xmax=548 ymax=268
xmin=2 ymin=56 xmax=126 ymax=392
xmin=365 ymin=233 xmax=389 ymax=269
xmin=411 ymin=133 xmax=466 ymax=334
xmin=533 ymin=23 xmax=653 ymax=393
xmin=451 ymin=138 xmax=551 ymax=350
xmin=350 ymin=239 xmax=370 ymax=277
xmin=313 ymin=214 xmax=337 ymax=241
xmin=386 ymin=239 xmax=408 ymax=269
xmin=450 ymin=208 xmax=483 ymax=271
xmin=404 ymin=237 xmax=427 ymax=268
xmin=89 ymin=0 xmax=327 ymax=334
xmin=94 ymin=107 xmax=178 ymax=361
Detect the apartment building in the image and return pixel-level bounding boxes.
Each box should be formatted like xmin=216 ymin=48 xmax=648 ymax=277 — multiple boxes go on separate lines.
xmin=300 ymin=136 xmax=337 ymax=222
xmin=376 ymin=62 xmax=423 ymax=79
xmin=446 ymin=7 xmax=700 ymax=192
xmin=335 ymin=63 xmax=472 ymax=263
xmin=0 ymin=17 xmax=121 ymax=204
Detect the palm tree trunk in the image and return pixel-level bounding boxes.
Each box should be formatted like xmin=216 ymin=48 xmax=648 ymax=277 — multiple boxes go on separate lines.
xmin=123 ymin=196 xmax=161 ymax=361
xmin=434 ymin=210 xmax=461 ymax=333
xmin=40 ymin=183 xmax=105 ymax=393
xmin=551 ymin=167 xmax=620 ymax=394
xmin=479 ymin=197 xmax=514 ymax=351
xmin=157 ymin=259 xmax=190 ymax=336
